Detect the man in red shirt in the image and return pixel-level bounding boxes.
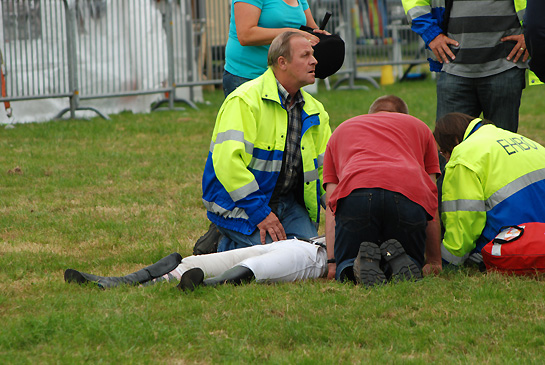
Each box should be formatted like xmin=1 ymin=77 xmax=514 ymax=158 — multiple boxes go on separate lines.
xmin=323 ymin=95 xmax=442 ymax=286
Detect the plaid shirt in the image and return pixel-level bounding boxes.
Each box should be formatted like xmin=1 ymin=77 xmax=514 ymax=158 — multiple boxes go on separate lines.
xmin=275 ymin=80 xmax=304 ymax=197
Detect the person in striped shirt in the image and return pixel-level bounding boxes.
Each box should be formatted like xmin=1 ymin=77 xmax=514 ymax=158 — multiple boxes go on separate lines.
xmin=402 ymin=0 xmax=528 ymax=132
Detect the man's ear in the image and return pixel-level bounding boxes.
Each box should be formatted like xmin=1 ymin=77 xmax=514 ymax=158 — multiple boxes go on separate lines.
xmin=277 ymin=56 xmax=288 ymax=70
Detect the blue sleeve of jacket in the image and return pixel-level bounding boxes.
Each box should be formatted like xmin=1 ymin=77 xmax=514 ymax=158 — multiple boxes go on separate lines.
xmin=411 ymin=13 xmax=444 ymax=46
xmin=402 ymin=0 xmax=445 ymax=46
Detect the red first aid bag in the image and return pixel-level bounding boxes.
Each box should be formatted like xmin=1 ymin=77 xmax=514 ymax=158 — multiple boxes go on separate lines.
xmin=482 ymin=223 xmax=545 ymax=275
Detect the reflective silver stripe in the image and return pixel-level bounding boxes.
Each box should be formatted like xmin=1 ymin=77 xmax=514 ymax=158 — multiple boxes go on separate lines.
xmin=229 ymin=179 xmax=259 ymax=202
xmin=210 ymin=130 xmax=254 ymax=155
xmin=203 ymin=199 xmax=249 ymax=220
xmin=304 ymin=169 xmax=319 ymax=183
xmin=516 ymin=9 xmax=525 ymax=22
xmin=320 ymin=193 xmax=327 ymax=209
xmin=486 ymin=168 xmax=545 ymax=210
xmin=491 ymin=244 xmax=502 ymax=256
xmin=442 ymin=199 xmax=485 ymax=213
xmin=443 ymin=169 xmax=545 ymax=213
xmin=441 ymin=241 xmax=468 ymax=265
xmin=316 ymin=153 xmax=324 ymax=168
xmin=431 ymin=0 xmax=445 ymax=8
xmin=466 ymin=252 xmax=483 ymax=265
xmin=248 ymin=157 xmax=282 ymax=173
xmin=406 ymin=6 xmax=432 ymax=21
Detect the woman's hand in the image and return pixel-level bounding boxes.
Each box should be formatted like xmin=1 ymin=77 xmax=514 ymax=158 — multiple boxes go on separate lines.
xmin=297 ymin=29 xmax=320 ymax=46
xmin=313 ymin=29 xmax=330 ymax=36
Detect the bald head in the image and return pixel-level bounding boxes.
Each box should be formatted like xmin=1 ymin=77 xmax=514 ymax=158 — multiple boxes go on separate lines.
xmin=368 ymin=95 xmax=409 ymax=114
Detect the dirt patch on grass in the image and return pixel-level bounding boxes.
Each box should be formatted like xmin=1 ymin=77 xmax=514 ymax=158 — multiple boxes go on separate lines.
xmin=0 ymin=241 xmax=66 ymax=255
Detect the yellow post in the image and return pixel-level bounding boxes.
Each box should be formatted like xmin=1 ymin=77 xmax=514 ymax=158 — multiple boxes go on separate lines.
xmin=380 ymin=65 xmax=395 ymax=85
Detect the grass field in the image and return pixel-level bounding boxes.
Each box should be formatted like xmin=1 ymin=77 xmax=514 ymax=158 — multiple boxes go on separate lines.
xmin=1 ymin=78 xmax=545 ymax=363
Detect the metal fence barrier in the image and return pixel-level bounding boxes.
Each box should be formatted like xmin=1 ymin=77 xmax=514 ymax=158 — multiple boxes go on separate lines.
xmin=1 ymin=0 xmax=71 ymax=103
xmin=0 ymin=0 xmax=200 ymax=121
xmin=309 ymin=0 xmax=427 ymax=90
xmin=0 ymin=0 xmax=426 ymax=122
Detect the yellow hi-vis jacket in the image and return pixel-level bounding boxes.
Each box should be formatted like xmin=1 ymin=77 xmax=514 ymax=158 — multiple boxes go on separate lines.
xmin=441 ymin=118 xmax=545 ymax=264
xmin=202 ymin=68 xmax=331 ymax=235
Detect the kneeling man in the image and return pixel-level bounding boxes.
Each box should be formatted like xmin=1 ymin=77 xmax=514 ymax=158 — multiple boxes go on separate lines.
xmin=323 ymin=95 xmax=442 ymax=286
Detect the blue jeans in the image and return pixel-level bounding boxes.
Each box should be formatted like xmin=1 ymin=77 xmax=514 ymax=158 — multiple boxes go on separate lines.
xmin=216 ymin=193 xmax=319 ymax=252
xmin=334 ymin=188 xmax=428 ymax=281
xmin=436 ymin=67 xmax=526 ymax=132
xmin=222 ymin=70 xmax=252 ymax=97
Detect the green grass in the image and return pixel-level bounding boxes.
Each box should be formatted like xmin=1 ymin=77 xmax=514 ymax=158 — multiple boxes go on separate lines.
xmin=1 ymin=78 xmax=545 ymax=363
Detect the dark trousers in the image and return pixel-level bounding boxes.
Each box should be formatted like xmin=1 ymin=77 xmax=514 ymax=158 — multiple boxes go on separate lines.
xmin=334 ymin=188 xmax=428 ymax=281
xmin=436 ymin=67 xmax=525 ymax=133
xmin=222 ymin=70 xmax=251 ymax=97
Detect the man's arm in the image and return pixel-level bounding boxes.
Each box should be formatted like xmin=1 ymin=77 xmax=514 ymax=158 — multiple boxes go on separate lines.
xmin=524 ymin=0 xmax=545 ymax=81
xmin=423 ymin=205 xmax=443 ymax=276
xmin=316 ymin=109 xmax=332 ymax=200
xmin=442 ymin=164 xmax=487 ymax=261
xmin=402 ymin=0 xmax=442 ymax=43
xmin=423 ymin=173 xmax=442 ymax=275
xmin=402 ymin=0 xmax=458 ymax=63
xmin=234 ymin=2 xmax=320 ymax=46
xmin=325 ymin=183 xmax=337 ymax=280
xmin=211 ymin=98 xmax=272 ymax=228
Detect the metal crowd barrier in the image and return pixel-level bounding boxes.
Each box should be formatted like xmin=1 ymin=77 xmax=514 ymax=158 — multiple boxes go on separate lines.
xmin=0 ymin=0 xmax=202 ymax=121
xmin=1 ymin=0 xmax=71 ymax=104
xmin=0 ymin=0 xmax=427 ymax=122
xmin=310 ymin=0 xmax=427 ymax=89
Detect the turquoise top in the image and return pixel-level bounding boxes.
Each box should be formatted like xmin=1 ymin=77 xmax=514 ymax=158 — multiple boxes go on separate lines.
xmin=224 ymin=0 xmax=309 ymax=79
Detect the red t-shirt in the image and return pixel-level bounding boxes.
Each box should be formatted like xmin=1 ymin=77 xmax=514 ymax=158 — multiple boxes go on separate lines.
xmin=323 ymin=112 xmax=440 ymax=218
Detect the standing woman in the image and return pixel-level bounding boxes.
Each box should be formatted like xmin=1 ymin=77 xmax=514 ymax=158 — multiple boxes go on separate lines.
xmin=223 ymin=0 xmax=326 ymax=96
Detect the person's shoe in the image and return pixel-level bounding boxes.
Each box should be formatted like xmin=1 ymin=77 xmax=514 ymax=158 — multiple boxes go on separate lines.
xmin=178 ymin=267 xmax=205 ymax=292
xmin=380 ymin=239 xmax=422 ymax=282
xmin=64 ymin=268 xmax=99 ymax=285
xmin=193 ymin=223 xmax=223 ymax=255
xmin=353 ymin=242 xmax=387 ymax=287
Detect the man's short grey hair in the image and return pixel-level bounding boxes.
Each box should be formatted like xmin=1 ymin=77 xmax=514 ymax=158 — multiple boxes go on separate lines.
xmin=368 ymin=95 xmax=409 ymax=114
xmin=267 ymin=31 xmax=306 ymax=68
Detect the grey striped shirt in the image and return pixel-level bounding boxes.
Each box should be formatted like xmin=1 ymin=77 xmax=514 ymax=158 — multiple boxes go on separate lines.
xmin=443 ymin=0 xmax=528 ymax=78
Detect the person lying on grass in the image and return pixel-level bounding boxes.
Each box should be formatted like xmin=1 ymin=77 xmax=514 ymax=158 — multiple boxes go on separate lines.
xmin=65 ymin=237 xmax=328 ymax=290
xmin=64 ymin=234 xmax=435 ymax=291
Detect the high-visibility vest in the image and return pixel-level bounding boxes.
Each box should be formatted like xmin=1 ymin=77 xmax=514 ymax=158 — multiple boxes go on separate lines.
xmin=441 ymin=118 xmax=545 ymax=264
xmin=202 ymin=68 xmax=331 ymax=235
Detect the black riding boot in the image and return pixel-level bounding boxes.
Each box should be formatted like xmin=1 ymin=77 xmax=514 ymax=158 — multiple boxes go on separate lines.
xmin=204 ymin=265 xmax=255 ymax=286
xmin=64 ymin=253 xmax=182 ymax=289
xmin=178 ymin=265 xmax=255 ymax=292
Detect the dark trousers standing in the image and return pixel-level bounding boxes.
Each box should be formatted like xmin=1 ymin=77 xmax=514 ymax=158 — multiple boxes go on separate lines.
xmin=436 ymin=67 xmax=526 ymax=133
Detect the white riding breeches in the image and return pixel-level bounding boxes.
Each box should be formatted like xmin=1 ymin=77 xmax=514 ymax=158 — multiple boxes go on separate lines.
xmin=175 ymin=238 xmax=327 ymax=283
